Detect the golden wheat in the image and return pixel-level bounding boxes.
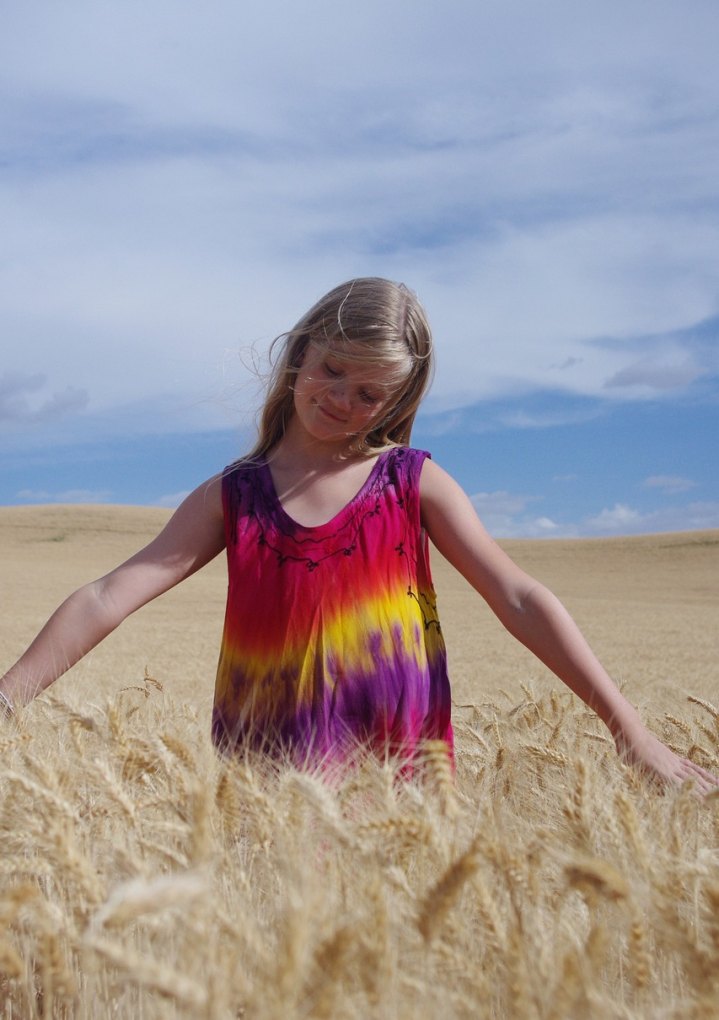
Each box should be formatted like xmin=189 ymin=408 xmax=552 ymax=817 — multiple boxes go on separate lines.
xmin=1 ymin=683 xmax=718 ymax=1018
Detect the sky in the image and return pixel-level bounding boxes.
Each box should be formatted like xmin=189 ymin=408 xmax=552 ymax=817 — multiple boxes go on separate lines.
xmin=2 ymin=0 xmax=718 ymax=537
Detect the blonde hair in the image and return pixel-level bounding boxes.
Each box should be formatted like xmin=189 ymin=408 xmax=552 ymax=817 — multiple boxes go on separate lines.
xmin=247 ymin=277 xmax=434 ymax=459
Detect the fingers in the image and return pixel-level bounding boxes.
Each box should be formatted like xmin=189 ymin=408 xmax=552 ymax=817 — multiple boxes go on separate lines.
xmin=674 ymin=757 xmax=719 ymax=797
xmin=683 ymin=757 xmax=718 ymax=783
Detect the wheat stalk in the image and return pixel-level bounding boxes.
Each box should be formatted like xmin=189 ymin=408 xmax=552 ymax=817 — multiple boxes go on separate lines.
xmin=84 ymin=934 xmax=208 ymax=1009
xmin=416 ymin=838 xmax=480 ymax=941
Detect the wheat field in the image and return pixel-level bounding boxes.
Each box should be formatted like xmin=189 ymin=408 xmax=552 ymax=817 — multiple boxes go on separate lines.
xmin=1 ymin=506 xmax=718 ymax=1019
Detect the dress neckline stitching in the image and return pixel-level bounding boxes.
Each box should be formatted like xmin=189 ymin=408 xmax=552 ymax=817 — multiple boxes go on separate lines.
xmin=261 ymin=450 xmax=391 ymax=532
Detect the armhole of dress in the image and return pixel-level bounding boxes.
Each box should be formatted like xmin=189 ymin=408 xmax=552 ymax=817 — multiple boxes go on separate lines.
xmin=412 ymin=450 xmax=436 ymax=592
xmin=220 ymin=466 xmax=234 ymax=551
xmin=412 ymin=448 xmax=431 ymax=532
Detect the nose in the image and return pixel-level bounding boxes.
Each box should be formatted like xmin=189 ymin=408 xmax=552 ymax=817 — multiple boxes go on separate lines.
xmin=328 ymin=381 xmax=352 ymax=412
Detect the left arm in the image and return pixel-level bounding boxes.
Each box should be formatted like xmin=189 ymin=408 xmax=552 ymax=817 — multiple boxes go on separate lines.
xmin=420 ymin=459 xmax=718 ymax=791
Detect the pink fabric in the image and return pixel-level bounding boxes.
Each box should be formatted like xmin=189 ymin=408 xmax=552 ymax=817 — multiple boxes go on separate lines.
xmin=212 ymin=447 xmax=453 ymax=766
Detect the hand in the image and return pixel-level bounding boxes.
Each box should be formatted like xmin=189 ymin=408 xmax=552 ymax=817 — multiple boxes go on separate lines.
xmin=615 ymin=726 xmax=719 ymax=795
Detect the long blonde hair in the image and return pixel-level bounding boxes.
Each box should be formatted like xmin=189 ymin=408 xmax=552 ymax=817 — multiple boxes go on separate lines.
xmin=247 ymin=277 xmax=434 ymax=460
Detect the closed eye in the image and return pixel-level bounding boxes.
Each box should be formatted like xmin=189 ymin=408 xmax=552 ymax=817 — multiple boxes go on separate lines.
xmin=360 ymin=391 xmax=380 ymax=406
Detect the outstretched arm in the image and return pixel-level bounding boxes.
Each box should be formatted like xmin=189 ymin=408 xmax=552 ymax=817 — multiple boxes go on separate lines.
xmin=0 ymin=475 xmax=225 ymax=711
xmin=420 ymin=459 xmax=718 ymax=792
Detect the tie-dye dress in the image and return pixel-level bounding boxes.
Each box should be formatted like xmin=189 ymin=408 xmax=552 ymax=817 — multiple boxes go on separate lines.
xmin=212 ymin=446 xmax=453 ymax=765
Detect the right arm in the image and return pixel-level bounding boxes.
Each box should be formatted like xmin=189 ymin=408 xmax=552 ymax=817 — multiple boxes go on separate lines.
xmin=420 ymin=459 xmax=719 ymax=793
xmin=0 ymin=474 xmax=226 ymax=711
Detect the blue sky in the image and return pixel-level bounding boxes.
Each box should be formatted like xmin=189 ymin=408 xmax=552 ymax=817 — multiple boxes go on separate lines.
xmin=2 ymin=1 xmax=718 ymax=537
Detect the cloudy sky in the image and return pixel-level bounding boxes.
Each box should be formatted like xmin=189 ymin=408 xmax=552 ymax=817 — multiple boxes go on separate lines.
xmin=2 ymin=0 xmax=718 ymax=536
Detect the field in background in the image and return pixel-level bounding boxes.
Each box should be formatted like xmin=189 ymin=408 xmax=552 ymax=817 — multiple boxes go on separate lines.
xmin=1 ymin=507 xmax=718 ymax=1017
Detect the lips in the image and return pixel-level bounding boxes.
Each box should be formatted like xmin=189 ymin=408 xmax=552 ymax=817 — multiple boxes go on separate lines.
xmin=316 ymin=404 xmax=347 ymax=424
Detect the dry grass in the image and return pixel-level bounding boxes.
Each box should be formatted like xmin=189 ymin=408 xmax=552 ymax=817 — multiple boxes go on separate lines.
xmin=1 ymin=509 xmax=718 ymax=1017
xmin=1 ymin=681 xmax=718 ymax=1019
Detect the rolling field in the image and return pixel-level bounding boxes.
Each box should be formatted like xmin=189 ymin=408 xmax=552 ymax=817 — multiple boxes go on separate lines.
xmin=1 ymin=506 xmax=718 ymax=1018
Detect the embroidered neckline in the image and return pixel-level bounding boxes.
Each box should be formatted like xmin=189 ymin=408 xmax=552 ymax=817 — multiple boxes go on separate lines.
xmin=261 ymin=449 xmax=391 ymax=533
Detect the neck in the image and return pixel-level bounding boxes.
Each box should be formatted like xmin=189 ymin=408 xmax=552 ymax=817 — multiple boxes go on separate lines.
xmin=272 ymin=417 xmax=367 ymax=470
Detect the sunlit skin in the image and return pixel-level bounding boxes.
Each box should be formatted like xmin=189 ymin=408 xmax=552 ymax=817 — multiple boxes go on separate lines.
xmin=289 ymin=343 xmax=398 ymax=452
xmin=264 ymin=343 xmax=405 ymax=527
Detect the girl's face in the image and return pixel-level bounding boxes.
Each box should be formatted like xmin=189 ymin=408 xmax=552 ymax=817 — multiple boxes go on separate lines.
xmin=292 ymin=343 xmax=402 ymax=447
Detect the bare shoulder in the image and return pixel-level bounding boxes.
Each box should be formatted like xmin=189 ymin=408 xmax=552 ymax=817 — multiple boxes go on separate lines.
xmin=419 ymin=457 xmax=529 ymax=602
xmin=419 ymin=456 xmax=466 ymax=504
xmin=90 ymin=473 xmax=227 ymax=614
xmin=419 ymin=457 xmax=486 ymax=540
xmin=119 ymin=472 xmax=225 ymax=580
xmin=154 ymin=472 xmax=225 ymax=559
xmin=177 ymin=471 xmax=225 ymax=520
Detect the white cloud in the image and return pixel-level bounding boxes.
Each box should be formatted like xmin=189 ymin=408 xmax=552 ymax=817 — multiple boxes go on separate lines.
xmin=586 ymin=503 xmax=642 ymax=531
xmin=604 ymin=355 xmax=703 ymax=392
xmin=471 ymin=495 xmax=719 ymax=540
xmin=16 ymin=488 xmax=112 ymax=504
xmin=0 ymin=373 xmax=88 ymax=425
xmin=643 ymin=475 xmax=697 ymax=495
xmin=152 ymin=490 xmax=190 ymax=509
xmin=498 ymin=408 xmax=601 ymax=430
xmin=470 ymin=491 xmax=563 ymax=539
xmin=1 ymin=0 xmax=718 ymax=454
xmin=471 ymin=490 xmax=533 ymax=518
xmin=0 ymin=1 xmax=716 ymax=537
xmin=534 ymin=517 xmax=559 ymax=534
xmin=585 ymin=501 xmax=719 ymax=535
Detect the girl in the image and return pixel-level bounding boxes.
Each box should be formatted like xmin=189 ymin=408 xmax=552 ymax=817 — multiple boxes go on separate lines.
xmin=0 ymin=278 xmax=715 ymax=791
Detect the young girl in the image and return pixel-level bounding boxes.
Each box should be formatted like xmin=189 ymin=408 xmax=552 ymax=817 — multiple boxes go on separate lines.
xmin=0 ymin=278 xmax=715 ymax=791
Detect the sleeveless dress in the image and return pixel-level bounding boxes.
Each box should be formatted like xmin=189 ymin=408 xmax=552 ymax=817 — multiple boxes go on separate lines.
xmin=212 ymin=446 xmax=453 ymax=766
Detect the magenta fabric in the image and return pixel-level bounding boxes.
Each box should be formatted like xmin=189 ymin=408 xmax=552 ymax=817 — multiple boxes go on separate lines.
xmin=212 ymin=446 xmax=453 ymax=766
